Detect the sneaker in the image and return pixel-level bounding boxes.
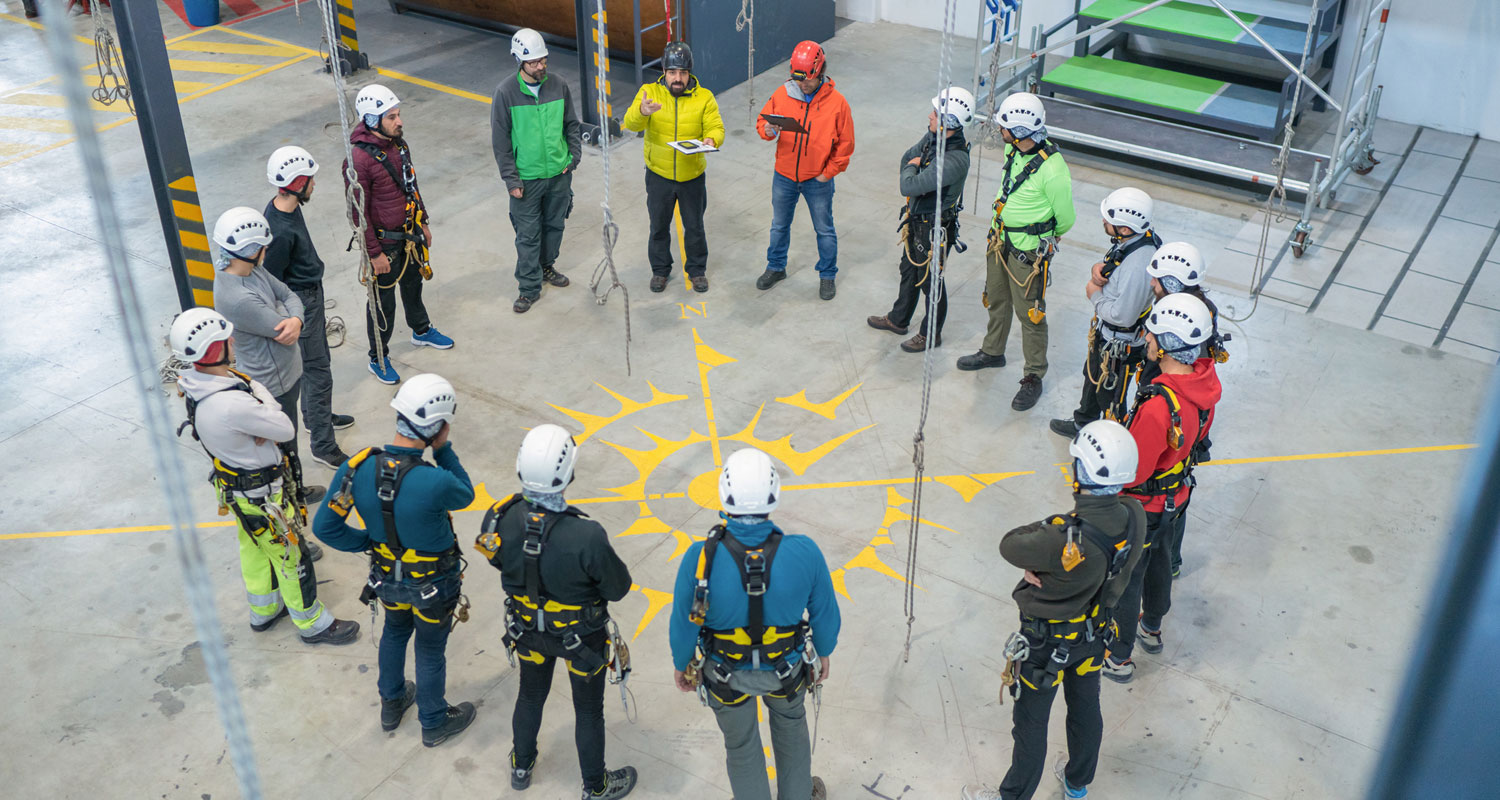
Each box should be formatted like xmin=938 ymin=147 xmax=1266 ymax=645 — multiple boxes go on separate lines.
xmin=1101 ymin=654 xmax=1134 ymax=683
xmin=1012 ymin=374 xmax=1043 ymax=411
xmin=312 ymin=448 xmax=349 ymax=470
xmin=755 ymin=269 xmax=786 ymax=290
xmin=331 ymin=413 xmax=356 ymax=430
xmin=1049 ymin=418 xmax=1080 ymax=439
xmin=1138 ymin=621 xmax=1164 ymax=654
xmin=649 ymin=275 xmax=668 ymax=293
xmin=422 ymin=702 xmax=477 ymax=747
xmin=410 ymin=327 xmax=454 ymax=349
xmin=691 ymin=275 xmax=709 ymax=293
xmin=302 ymin=618 xmax=360 ymax=646
xmin=901 ymin=332 xmax=940 ymax=352
xmin=819 ymin=278 xmax=836 ymax=300
xmin=303 ymin=539 xmax=324 ymax=562
xmin=250 ymin=605 xmax=288 ymax=633
xmin=1171 ymin=561 xmax=1182 ymax=579
xmin=510 ymin=749 xmax=536 ymax=790
xmin=542 ymin=267 xmax=571 ymax=287
xmin=582 ymin=766 xmax=638 ymax=799
xmin=380 ymin=680 xmax=416 ymax=732
xmin=959 ymin=784 xmax=1003 ymax=800
xmin=811 ymin=776 xmax=827 ymax=800
xmin=956 ymin=350 xmax=1006 ymax=371
xmin=1054 ymin=759 xmax=1088 ymax=798
xmin=514 ymin=295 xmax=537 ymax=314
xmin=300 ymin=485 xmax=326 ymax=505
xmin=866 ymin=315 xmax=909 ymax=335
xmin=368 ymin=358 xmax=401 ymax=385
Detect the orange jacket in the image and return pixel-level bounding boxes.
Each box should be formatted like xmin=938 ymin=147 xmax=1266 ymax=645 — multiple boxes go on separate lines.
xmin=757 ymin=78 xmax=855 ymax=182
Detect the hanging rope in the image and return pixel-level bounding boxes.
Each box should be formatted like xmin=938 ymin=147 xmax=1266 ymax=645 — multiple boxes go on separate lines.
xmin=735 ymin=0 xmax=756 ymax=127
xmin=970 ymin=6 xmax=1006 ymax=210
xmin=587 ymin=0 xmax=633 ymax=376
xmin=312 ymin=0 xmax=384 ymax=363
xmin=89 ymin=3 xmax=133 ymax=113
xmin=903 ymin=0 xmax=960 ymax=664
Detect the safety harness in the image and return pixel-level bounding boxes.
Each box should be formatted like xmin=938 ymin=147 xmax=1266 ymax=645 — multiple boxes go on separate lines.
xmin=983 ymin=140 xmax=1059 ymax=323
xmin=898 ymin=131 xmax=970 ymax=279
xmin=686 ymin=524 xmax=813 ymax=706
xmin=1124 ymin=385 xmax=1212 ymax=515
xmin=988 ymin=139 xmax=1060 ymax=248
xmin=351 ymin=139 xmax=432 ymax=282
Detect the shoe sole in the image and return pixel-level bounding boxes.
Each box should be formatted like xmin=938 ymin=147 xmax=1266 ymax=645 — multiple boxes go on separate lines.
xmin=409 ymin=336 xmax=454 ymax=350
xmin=311 ymin=454 xmax=345 ymax=470
xmin=868 ymin=323 xmax=909 ymax=336
xmin=650 ymin=282 xmax=667 ymax=293
xmin=1102 ymin=670 xmax=1134 ymax=684
xmin=956 ymin=359 xmax=1005 ymax=371
xmin=1011 ymin=395 xmax=1040 ymax=411
xmin=303 ymin=628 xmax=360 ymax=646
xmin=756 ymin=274 xmax=786 ymax=290
xmin=332 ymin=419 xmax=355 ymax=430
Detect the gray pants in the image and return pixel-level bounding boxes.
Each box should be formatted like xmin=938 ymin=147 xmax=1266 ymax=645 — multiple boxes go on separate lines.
xmin=707 ymin=669 xmax=813 ymax=800
xmin=293 ymin=286 xmax=337 ymax=458
xmin=509 ymin=171 xmax=573 ymax=299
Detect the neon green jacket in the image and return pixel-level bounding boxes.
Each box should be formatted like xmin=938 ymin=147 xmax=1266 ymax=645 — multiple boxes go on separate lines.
xmin=621 ymin=76 xmax=725 ymax=182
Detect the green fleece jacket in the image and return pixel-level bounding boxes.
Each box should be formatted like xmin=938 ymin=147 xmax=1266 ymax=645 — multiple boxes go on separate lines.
xmin=999 ymin=493 xmax=1146 ymax=620
xmin=491 ymin=71 xmax=582 ymax=189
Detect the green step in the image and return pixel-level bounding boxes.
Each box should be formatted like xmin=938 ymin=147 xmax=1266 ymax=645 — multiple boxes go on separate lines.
xmin=1080 ymin=0 xmax=1258 ymax=44
xmin=1042 ymin=55 xmax=1227 ymax=114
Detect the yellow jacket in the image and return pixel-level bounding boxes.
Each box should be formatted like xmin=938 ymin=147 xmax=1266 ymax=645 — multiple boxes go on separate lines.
xmin=621 ymin=76 xmax=724 ymax=182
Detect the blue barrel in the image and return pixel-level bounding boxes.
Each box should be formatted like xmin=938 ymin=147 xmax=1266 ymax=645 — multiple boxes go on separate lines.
xmin=183 ymin=0 xmax=220 ymax=27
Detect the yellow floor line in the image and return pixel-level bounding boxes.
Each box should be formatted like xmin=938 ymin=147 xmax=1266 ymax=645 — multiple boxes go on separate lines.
xmin=167 ymin=58 xmax=262 ymax=75
xmin=0 ymin=521 xmax=235 ymax=541
xmin=168 ymin=39 xmax=302 ymax=58
xmin=0 ymin=114 xmax=72 ymax=133
xmin=2 ymin=92 xmax=127 ymax=113
xmin=175 ymin=54 xmax=312 ymax=103
xmin=0 ymin=10 xmax=96 ymax=45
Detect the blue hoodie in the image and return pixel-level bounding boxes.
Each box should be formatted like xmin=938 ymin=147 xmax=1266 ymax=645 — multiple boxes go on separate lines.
xmin=669 ymin=516 xmax=841 ymax=671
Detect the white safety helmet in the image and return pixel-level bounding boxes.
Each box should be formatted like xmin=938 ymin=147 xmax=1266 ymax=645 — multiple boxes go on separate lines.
xmin=511 ymin=28 xmax=548 ymax=62
xmin=1100 ymin=187 xmax=1153 ymax=232
xmin=390 ymin=372 xmax=457 ymax=427
xmin=211 ymin=206 xmax=273 ymax=256
xmin=1070 ymin=420 xmax=1138 ymax=487
xmin=1148 ymin=241 xmax=1205 ymax=287
xmin=355 ymin=84 xmax=400 ymax=128
xmin=516 ymin=423 xmax=578 ymax=493
xmin=719 ymin=448 xmax=780 ymax=515
xmin=169 ymin=307 xmax=234 ymax=364
xmin=1145 ymin=292 xmax=1213 ymax=346
xmin=932 ymin=86 xmax=976 ymax=129
xmin=266 ymin=145 xmax=319 ymax=189
xmin=994 ymin=92 xmax=1045 ymax=132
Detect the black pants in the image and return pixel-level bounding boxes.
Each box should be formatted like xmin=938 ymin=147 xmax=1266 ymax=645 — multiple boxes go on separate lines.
xmin=1000 ymin=640 xmax=1104 ymax=799
xmin=273 ymin=379 xmax=301 ymax=438
xmin=1109 ymin=508 xmax=1176 ymax=661
xmin=887 ymin=221 xmax=950 ymax=338
xmin=1072 ymin=332 xmax=1143 ymax=425
xmin=366 ymin=245 xmax=430 ymax=362
xmin=1167 ymin=494 xmax=1190 ymax=571
xmin=292 ymin=286 xmax=338 ymax=457
xmin=646 ymin=170 xmax=708 ymax=277
xmin=512 ymin=629 xmax=610 ymax=791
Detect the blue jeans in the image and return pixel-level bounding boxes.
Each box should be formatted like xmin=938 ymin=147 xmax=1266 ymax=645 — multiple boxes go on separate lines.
xmin=377 ymin=578 xmax=460 ymax=729
xmin=765 ymin=172 xmax=838 ymax=278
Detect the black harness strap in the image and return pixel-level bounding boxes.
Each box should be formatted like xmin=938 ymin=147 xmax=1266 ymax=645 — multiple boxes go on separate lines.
xmin=353 ymin=140 xmax=424 ymax=241
xmin=718 ymin=529 xmax=784 ymax=667
xmin=994 ymin=140 xmax=1060 ymax=244
xmin=521 ymin=508 xmax=564 ymax=616
xmin=374 ymin=449 xmax=424 ymax=558
xmin=1100 ymin=229 xmax=1163 ymax=281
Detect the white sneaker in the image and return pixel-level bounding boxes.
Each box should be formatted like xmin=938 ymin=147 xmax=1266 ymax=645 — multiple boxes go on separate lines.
xmin=1138 ymin=621 xmax=1164 ymax=654
xmin=1101 ymin=654 xmax=1135 ymax=683
xmin=960 ymin=784 xmax=1004 ymax=800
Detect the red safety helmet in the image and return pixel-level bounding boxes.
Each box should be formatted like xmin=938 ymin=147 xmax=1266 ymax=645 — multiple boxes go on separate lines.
xmin=789 ymin=40 xmax=825 ymax=81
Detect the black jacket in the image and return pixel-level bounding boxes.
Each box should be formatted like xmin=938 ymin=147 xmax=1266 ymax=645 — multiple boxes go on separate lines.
xmin=900 ymin=128 xmax=971 ymax=218
xmin=262 ymin=200 xmax=325 ymax=291
xmin=483 ymin=497 xmax=633 ymax=606
xmin=999 ymin=493 xmax=1146 ymax=620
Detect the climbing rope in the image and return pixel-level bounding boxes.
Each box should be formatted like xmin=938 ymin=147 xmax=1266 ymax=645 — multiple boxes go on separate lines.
xmin=735 ymin=0 xmax=756 ymax=127
xmin=35 ymin=3 xmax=264 ymax=797
xmin=970 ymin=4 xmax=1007 ymax=210
xmin=587 ymin=0 xmax=633 ymax=376
xmin=89 ymin=3 xmax=133 ymax=113
xmin=325 ymin=297 xmax=346 ymax=349
xmin=312 ymin=0 xmax=384 ymax=363
xmin=903 ymin=0 xmax=960 ymax=664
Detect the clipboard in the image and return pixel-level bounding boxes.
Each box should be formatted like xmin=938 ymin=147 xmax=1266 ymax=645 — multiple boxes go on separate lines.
xmin=759 ymin=113 xmax=808 ymax=134
xmin=669 ymin=139 xmax=720 ymax=155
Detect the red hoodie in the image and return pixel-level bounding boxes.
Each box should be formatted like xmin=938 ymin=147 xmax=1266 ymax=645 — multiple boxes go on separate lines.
xmin=1125 ymin=358 xmax=1223 ymax=513
xmin=344 ymin=126 xmax=428 ymax=259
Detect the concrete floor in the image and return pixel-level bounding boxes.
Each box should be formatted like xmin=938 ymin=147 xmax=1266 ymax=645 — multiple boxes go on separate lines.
xmin=1 ymin=3 xmax=1496 ymax=799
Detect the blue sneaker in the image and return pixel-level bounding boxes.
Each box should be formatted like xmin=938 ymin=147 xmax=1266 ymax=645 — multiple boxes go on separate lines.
xmin=411 ymin=327 xmax=454 ymax=350
xmin=368 ymin=357 xmax=400 ymax=385
xmin=1054 ymin=760 xmax=1087 ymax=798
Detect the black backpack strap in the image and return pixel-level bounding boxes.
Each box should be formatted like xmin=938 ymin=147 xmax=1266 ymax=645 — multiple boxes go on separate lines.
xmin=374 ymin=450 xmax=424 ymax=555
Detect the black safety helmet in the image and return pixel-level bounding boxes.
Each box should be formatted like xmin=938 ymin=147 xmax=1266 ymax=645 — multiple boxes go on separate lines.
xmin=662 ymin=41 xmax=693 ymax=72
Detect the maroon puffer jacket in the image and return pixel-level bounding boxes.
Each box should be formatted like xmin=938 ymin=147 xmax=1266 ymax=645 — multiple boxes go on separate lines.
xmin=344 ymin=126 xmax=428 ymax=258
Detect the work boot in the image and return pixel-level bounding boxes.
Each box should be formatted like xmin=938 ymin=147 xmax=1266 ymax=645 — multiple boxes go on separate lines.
xmin=302 ymin=618 xmax=360 ymax=646
xmin=312 ymin=448 xmax=349 ymax=470
xmin=303 ymin=539 xmax=324 ymax=562
xmin=819 ymin=278 xmax=836 ymax=300
xmin=542 ymin=267 xmax=570 ymax=287
xmin=331 ymin=413 xmax=356 ymax=430
xmin=380 ymin=680 xmax=416 ymax=732
xmin=250 ymin=606 xmax=288 ymax=633
xmin=300 ymin=485 xmax=326 ymax=504
xmin=1012 ymin=374 xmax=1043 ymax=411
xmin=956 ymin=350 xmax=1006 ymax=371
xmin=812 ymin=776 xmax=827 ymax=800
xmin=581 ymin=766 xmax=638 ymax=799
xmin=1054 ymin=759 xmax=1088 ymax=798
xmin=691 ymin=275 xmax=709 ymax=293
xmin=1101 ymin=654 xmax=1134 ymax=684
xmin=901 ymin=332 xmax=940 ymax=352
xmin=422 ymin=702 xmax=477 ymax=747
xmin=1138 ymin=620 xmax=1164 ymax=654
xmin=866 ymin=315 xmax=908 ymax=335
xmin=755 ymin=269 xmax=786 ymax=290
xmin=514 ymin=295 xmax=537 ymax=314
xmin=1049 ymin=418 xmax=1079 ymax=439
xmin=510 ymin=749 xmax=536 ymax=791
xmin=649 ymin=275 xmax=668 ymax=293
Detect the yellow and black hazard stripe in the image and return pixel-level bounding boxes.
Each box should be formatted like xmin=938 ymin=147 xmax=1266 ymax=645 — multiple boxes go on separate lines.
xmin=168 ymin=175 xmax=215 ymax=308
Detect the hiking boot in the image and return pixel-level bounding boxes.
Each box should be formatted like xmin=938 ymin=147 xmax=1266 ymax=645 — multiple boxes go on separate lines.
xmin=510 ymin=749 xmax=536 ymax=790
xmin=581 ymin=766 xmax=638 ymax=799
xmin=866 ymin=315 xmax=908 ymax=335
xmin=331 ymin=414 xmax=356 ymax=430
xmin=422 ymin=702 xmax=476 ymax=747
xmin=755 ymin=269 xmax=786 ymax=290
xmin=1101 ymin=654 xmax=1134 ymax=683
xmin=250 ymin=605 xmax=288 ymax=633
xmin=1054 ymin=759 xmax=1088 ymax=798
xmin=303 ymin=539 xmax=324 ymax=562
xmin=312 ymin=448 xmax=349 ymax=470
xmin=1138 ymin=621 xmax=1164 ymax=654
xmin=380 ymin=680 xmax=416 ymax=732
xmin=691 ymin=275 xmax=709 ymax=293
xmin=960 ymin=784 xmax=1003 ymax=800
xmin=1049 ymin=418 xmax=1080 ymax=439
xmin=410 ymin=326 xmax=454 ymax=349
xmin=811 ymin=776 xmax=827 ymax=800
xmin=542 ymin=267 xmax=570 ymax=287
xmin=302 ymin=618 xmax=360 ymax=646
xmin=514 ymin=295 xmax=537 ymax=314
xmin=901 ymin=332 xmax=940 ymax=352
xmin=300 ymin=485 xmax=326 ymax=504
xmin=956 ymin=350 xmax=1006 ymax=371
xmin=649 ymin=275 xmax=668 ymax=293
xmin=1012 ymin=374 xmax=1043 ymax=411
xmin=368 ymin=358 xmax=400 ymax=385
xmin=819 ymin=278 xmax=836 ymax=300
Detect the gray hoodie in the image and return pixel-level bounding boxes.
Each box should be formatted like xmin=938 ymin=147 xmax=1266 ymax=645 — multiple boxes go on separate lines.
xmin=212 ymin=262 xmax=304 ymax=396
xmin=1093 ymin=232 xmax=1157 ymax=346
xmin=178 ymin=371 xmax=294 ymax=495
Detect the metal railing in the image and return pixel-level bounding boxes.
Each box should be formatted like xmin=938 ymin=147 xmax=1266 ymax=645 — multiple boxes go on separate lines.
xmin=970 ymin=0 xmax=1024 ymax=115
xmin=633 ymin=0 xmax=683 ymax=88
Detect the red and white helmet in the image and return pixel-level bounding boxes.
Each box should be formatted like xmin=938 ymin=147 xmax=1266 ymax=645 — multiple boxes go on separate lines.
xmin=266 ymin=145 xmax=318 ymax=191
xmin=789 ymin=40 xmax=825 ymax=81
xmin=170 ymin=307 xmax=234 ymax=364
